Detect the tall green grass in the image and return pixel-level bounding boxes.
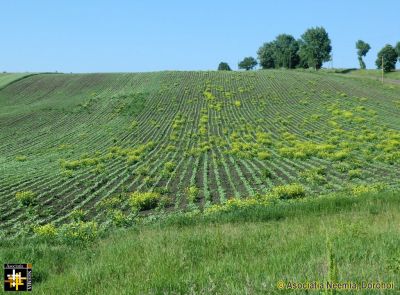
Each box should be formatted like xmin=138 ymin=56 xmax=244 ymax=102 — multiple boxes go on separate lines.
xmin=1 ymin=190 xmax=399 ymax=294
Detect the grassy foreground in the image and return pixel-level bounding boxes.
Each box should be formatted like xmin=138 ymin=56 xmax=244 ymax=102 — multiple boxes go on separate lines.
xmin=1 ymin=190 xmax=399 ymax=294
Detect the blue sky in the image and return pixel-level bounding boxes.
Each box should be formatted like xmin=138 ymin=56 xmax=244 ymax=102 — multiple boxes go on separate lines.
xmin=1 ymin=0 xmax=399 ymax=72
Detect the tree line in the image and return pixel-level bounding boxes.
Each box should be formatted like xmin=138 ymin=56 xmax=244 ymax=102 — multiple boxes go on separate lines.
xmin=218 ymin=27 xmax=400 ymax=73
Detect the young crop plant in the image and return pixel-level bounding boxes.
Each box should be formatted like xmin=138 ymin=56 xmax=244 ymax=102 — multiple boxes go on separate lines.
xmin=61 ymin=169 xmax=74 ymax=178
xmin=96 ymin=196 xmax=122 ymax=210
xmin=348 ymin=169 xmax=363 ymax=179
xmin=166 ymin=145 xmax=177 ymax=152
xmin=70 ymin=209 xmax=86 ymax=222
xmin=15 ymin=155 xmax=27 ymax=162
xmin=135 ymin=165 xmax=150 ymax=176
xmin=15 ymin=191 xmax=36 ymax=206
xmin=185 ymin=186 xmax=200 ymax=203
xmin=263 ymin=168 xmax=272 ymax=179
xmin=91 ymin=163 xmax=106 ymax=174
xmin=163 ymin=161 xmax=177 ymax=173
xmin=300 ymin=167 xmax=327 ymax=185
xmin=257 ymin=151 xmax=271 ymax=160
xmin=203 ymin=89 xmax=215 ymax=101
xmin=130 ymin=120 xmax=138 ymax=129
xmin=109 ymin=209 xmax=132 ymax=227
xmin=256 ymin=131 xmax=272 ymax=146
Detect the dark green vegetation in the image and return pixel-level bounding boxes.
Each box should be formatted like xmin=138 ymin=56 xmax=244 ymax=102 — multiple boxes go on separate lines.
xmin=217 ymin=62 xmax=231 ymax=71
xmin=396 ymin=42 xmax=400 ymax=62
xmin=257 ymin=27 xmax=332 ymax=70
xmin=255 ymin=28 xmax=397 ymax=71
xmin=298 ymin=27 xmax=332 ymax=70
xmin=355 ymin=40 xmax=370 ymax=70
xmin=1 ymin=70 xmax=400 ymax=239
xmin=376 ymin=44 xmax=399 ymax=73
xmin=238 ymin=56 xmax=257 ymax=70
xmin=0 ymin=190 xmax=399 ymax=294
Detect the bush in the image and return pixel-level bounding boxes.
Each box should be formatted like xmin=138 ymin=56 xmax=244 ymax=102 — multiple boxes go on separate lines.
xmin=34 ymin=224 xmax=57 ymax=241
xmin=16 ymin=191 xmax=36 ymax=206
xmin=269 ymin=184 xmax=306 ymax=200
xmin=58 ymin=221 xmax=98 ymax=246
xmin=129 ymin=191 xmax=161 ymax=211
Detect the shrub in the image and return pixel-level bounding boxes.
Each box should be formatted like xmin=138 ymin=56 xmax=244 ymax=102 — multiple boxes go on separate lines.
xmin=129 ymin=191 xmax=161 ymax=211
xmin=269 ymin=184 xmax=306 ymax=200
xmin=16 ymin=191 xmax=36 ymax=206
xmin=58 ymin=221 xmax=98 ymax=246
xmin=34 ymin=224 xmax=57 ymax=241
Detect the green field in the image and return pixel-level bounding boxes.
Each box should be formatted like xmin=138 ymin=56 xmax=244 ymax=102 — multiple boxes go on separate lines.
xmin=1 ymin=70 xmax=400 ymax=293
xmin=0 ymin=70 xmax=400 ymax=238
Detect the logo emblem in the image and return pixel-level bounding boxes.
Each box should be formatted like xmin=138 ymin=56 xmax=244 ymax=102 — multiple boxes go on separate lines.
xmin=4 ymin=264 xmax=32 ymax=292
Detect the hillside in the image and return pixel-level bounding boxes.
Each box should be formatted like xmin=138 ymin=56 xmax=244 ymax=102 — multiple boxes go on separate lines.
xmin=1 ymin=70 xmax=400 ymax=237
xmin=339 ymin=69 xmax=400 ymax=81
xmin=0 ymin=73 xmax=33 ymax=89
